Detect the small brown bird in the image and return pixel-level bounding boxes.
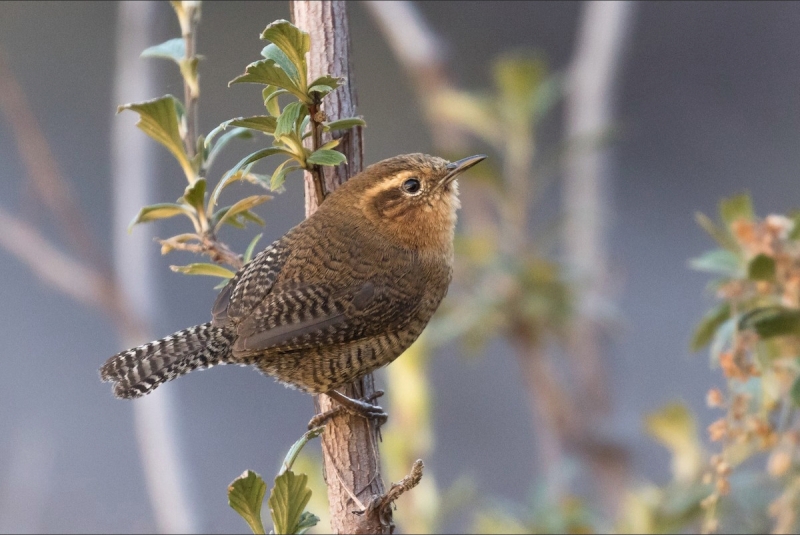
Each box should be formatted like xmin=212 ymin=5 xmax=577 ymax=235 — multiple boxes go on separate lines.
xmin=100 ymin=153 xmax=485 ymax=416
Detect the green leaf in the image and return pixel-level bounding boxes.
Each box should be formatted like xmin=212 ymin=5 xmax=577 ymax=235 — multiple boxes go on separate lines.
xmin=128 ymin=203 xmax=195 ymax=232
xmin=275 ymin=101 xmax=307 ymax=140
xmin=299 ymin=115 xmax=310 ymax=138
xmin=212 ymin=147 xmax=290 ymax=206
xmin=710 ymin=317 xmax=736 ymax=366
xmin=306 ymin=149 xmax=346 ymax=167
xmin=268 ymin=471 xmax=312 ymax=535
xmin=690 ymin=302 xmax=731 ymax=352
xmin=747 ymin=253 xmax=776 ymax=281
xmin=295 ymin=512 xmax=320 ymax=534
xmin=261 ymin=44 xmax=301 ymax=87
xmin=228 ymin=116 xmax=279 ymax=135
xmin=270 ymin=160 xmax=300 ymax=192
xmin=212 ymin=207 xmax=245 ymax=229
xmin=211 ymin=205 xmax=266 ymax=230
xmin=141 ymin=37 xmax=185 ymax=63
xmin=319 ymin=139 xmax=340 ymax=151
xmin=228 ymin=470 xmax=267 ymax=535
xmin=230 ymin=60 xmax=307 ymax=102
xmin=695 ymin=212 xmax=740 ymax=252
xmin=644 ymin=402 xmax=702 ymax=482
xmin=179 ymin=57 xmax=200 ymax=97
xmin=263 ymin=86 xmax=288 ymax=117
xmin=531 ymin=73 xmax=563 ymax=121
xmin=739 ymin=306 xmax=800 ymax=339
xmin=240 ymin=210 xmax=265 ymax=226
xmin=430 ymin=89 xmax=502 ymax=145
xmin=118 ymin=95 xmax=194 ymax=181
xmin=170 ymin=263 xmax=236 ymax=279
xmin=181 ymin=178 xmax=206 ymax=212
xmin=260 ymin=20 xmax=310 ymax=90
xmin=493 ymin=54 xmax=547 ymax=111
xmin=206 ymin=128 xmax=253 ymax=169
xmin=688 ymin=249 xmax=742 ymax=276
xmin=308 ymin=75 xmax=342 ymax=92
xmin=719 ymin=192 xmax=754 ymax=228
xmin=790 ymin=375 xmax=800 ymax=407
xmin=244 ymin=233 xmax=263 ymax=264
xmin=322 ymin=117 xmax=366 ymax=132
xmin=215 ymin=195 xmax=271 ymax=231
xmin=307 ymin=85 xmax=334 ymax=96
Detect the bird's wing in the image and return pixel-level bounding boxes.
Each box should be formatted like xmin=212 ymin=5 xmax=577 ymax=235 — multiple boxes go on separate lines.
xmin=211 ymin=240 xmax=291 ymax=327
xmin=232 ymin=279 xmax=418 ymax=353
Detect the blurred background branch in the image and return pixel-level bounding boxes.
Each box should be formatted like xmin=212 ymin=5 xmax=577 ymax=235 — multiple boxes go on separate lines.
xmin=0 ymin=3 xmax=198 ymax=533
xmin=367 ymin=0 xmax=635 ymax=514
xmin=112 ymin=2 xmax=198 ymax=533
xmin=560 ymin=0 xmax=637 ymax=510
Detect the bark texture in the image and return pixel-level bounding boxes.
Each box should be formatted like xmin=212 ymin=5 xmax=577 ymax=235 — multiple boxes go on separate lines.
xmin=290 ymin=2 xmax=388 ymax=533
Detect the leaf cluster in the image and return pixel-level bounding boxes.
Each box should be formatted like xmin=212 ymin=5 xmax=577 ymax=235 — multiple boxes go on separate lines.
xmin=689 ymin=192 xmax=800 ymax=533
xmin=228 ymin=427 xmax=324 ymax=534
xmin=222 ymin=20 xmax=364 ymax=192
xmin=424 ymin=55 xmax=573 ymax=352
xmin=118 ymin=15 xmax=365 ymax=281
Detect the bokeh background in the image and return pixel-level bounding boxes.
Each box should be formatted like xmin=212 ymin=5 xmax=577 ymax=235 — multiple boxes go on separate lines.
xmin=2 ymin=1 xmax=800 ymax=533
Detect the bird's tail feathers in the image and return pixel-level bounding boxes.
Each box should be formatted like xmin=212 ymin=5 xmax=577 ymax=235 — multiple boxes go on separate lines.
xmin=100 ymin=322 xmax=233 ymax=399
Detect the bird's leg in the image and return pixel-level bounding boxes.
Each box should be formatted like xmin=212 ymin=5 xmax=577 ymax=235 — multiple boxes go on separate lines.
xmin=308 ymin=390 xmax=386 ymax=429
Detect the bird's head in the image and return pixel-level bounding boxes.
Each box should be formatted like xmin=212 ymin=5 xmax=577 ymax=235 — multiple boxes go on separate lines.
xmin=330 ymin=153 xmax=486 ymax=253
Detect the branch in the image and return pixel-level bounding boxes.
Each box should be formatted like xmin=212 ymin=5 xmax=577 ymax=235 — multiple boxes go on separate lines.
xmin=368 ymin=0 xmax=634 ymax=513
xmin=561 ymin=0 xmax=636 ymax=510
xmin=0 ymin=208 xmax=133 ymax=326
xmin=362 ymin=1 xmax=465 ymax=152
xmin=359 ymin=460 xmax=424 ymax=530
xmin=176 ymin=0 xmax=201 ymax=159
xmin=0 ymin=4 xmax=199 ymax=532
xmin=291 ymin=2 xmax=388 ymax=534
xmin=0 ymin=51 xmax=105 ymax=269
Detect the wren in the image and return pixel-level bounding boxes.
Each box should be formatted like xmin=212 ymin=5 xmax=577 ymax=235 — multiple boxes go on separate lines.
xmin=100 ymin=153 xmax=486 ymax=417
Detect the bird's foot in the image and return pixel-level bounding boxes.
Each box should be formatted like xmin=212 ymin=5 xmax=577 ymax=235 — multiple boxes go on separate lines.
xmin=308 ymin=390 xmax=386 ymax=429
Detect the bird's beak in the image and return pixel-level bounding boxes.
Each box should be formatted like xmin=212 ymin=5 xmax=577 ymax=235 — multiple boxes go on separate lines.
xmin=441 ymin=154 xmax=487 ymax=186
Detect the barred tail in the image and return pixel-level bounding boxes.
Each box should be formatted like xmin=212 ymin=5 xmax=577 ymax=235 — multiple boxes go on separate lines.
xmin=100 ymin=322 xmax=234 ymax=399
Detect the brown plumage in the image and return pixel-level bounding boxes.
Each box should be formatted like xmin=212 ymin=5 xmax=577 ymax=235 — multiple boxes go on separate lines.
xmin=100 ymin=153 xmax=485 ymax=402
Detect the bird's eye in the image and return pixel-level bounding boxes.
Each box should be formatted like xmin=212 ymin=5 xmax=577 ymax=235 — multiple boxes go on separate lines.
xmin=401 ymin=178 xmax=422 ymax=195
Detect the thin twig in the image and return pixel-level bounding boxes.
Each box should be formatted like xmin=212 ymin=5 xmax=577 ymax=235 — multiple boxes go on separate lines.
xmin=307 ymin=98 xmax=327 ymax=205
xmin=177 ymin=1 xmax=201 ymax=159
xmin=358 ymin=460 xmax=425 ymax=531
xmin=362 ymin=1 xmax=465 ymax=152
xmin=0 ymin=208 xmax=135 ymax=329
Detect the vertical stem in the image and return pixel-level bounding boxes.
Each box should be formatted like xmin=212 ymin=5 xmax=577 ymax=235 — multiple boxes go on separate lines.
xmin=307 ymin=98 xmax=327 ymax=205
xmin=113 ymin=2 xmax=198 ymax=532
xmin=178 ymin=1 xmax=200 ymax=159
xmin=291 ymin=2 xmax=387 ymax=534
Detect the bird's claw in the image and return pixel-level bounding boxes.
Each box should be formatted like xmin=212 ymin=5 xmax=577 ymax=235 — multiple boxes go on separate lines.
xmin=347 ymin=400 xmax=388 ymax=427
xmin=308 ymin=390 xmax=387 ymax=429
